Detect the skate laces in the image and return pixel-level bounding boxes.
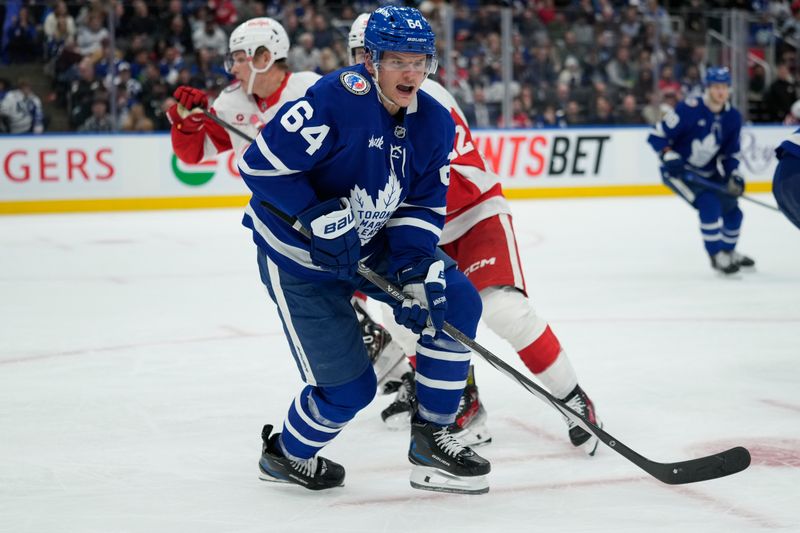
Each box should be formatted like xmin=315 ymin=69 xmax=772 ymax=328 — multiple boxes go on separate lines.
xmin=433 ymin=426 xmax=467 ymax=457
xmin=290 ymin=456 xmax=321 ymax=478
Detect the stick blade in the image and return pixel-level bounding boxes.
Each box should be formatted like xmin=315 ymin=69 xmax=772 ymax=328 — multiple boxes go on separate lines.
xmin=656 ymin=446 xmax=751 ymax=485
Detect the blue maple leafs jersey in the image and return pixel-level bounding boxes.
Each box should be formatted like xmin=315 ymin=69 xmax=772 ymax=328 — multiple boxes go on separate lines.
xmin=238 ymin=63 xmax=455 ymax=281
xmin=647 ymin=97 xmax=743 ymax=178
xmin=777 ymin=127 xmax=800 ymax=159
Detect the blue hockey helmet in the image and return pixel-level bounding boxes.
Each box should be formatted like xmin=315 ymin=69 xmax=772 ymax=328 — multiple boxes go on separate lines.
xmin=364 ymin=6 xmax=437 ymax=74
xmin=705 ymin=66 xmax=732 ymax=86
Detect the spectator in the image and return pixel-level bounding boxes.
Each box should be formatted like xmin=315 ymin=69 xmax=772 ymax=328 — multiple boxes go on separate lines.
xmin=498 ymin=97 xmax=533 ymax=128
xmin=312 ymin=13 xmax=333 ymax=49
xmin=616 ymin=94 xmax=642 ymax=124
xmin=766 ymin=62 xmax=798 ymax=122
xmin=160 ymin=15 xmax=194 ymax=56
xmin=606 ymin=46 xmax=637 ymax=90
xmin=6 ymin=6 xmax=39 ymax=63
xmin=681 ymin=64 xmax=704 ymax=100
xmin=69 ymin=58 xmax=103 ymax=128
xmin=589 ymin=95 xmax=616 ymax=124
xmin=121 ymin=102 xmax=155 ymax=131
xmin=209 ymin=0 xmax=237 ymax=29
xmin=192 ymin=14 xmax=227 ymax=59
xmin=558 ymin=56 xmax=583 ymax=88
xmin=658 ymin=64 xmax=681 ymax=95
xmin=288 ymin=32 xmax=320 ymax=72
xmin=0 ymin=79 xmax=44 ymax=133
xmin=564 ymin=100 xmax=583 ymax=125
xmin=125 ymin=0 xmax=157 ymax=39
xmin=43 ymin=1 xmax=76 ymax=54
xmin=471 ymin=86 xmax=494 ymax=128
xmin=76 ymin=13 xmax=109 ymax=59
xmin=317 ymin=47 xmax=340 ymax=75
xmin=78 ymin=98 xmax=113 ymax=132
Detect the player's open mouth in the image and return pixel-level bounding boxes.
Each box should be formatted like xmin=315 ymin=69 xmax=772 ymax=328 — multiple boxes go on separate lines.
xmin=397 ymin=84 xmax=414 ymax=95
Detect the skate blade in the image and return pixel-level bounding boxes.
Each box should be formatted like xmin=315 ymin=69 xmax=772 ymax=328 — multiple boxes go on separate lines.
xmin=580 ymin=420 xmax=602 ymax=457
xmin=409 ymin=466 xmax=489 ymax=495
xmin=452 ymin=423 xmax=493 ymax=447
xmin=374 ymin=343 xmax=408 ymax=387
xmin=383 ymin=411 xmax=412 ymax=430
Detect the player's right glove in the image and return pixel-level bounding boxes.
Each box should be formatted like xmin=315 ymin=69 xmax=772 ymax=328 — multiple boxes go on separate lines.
xmin=393 ymin=258 xmax=447 ymax=340
xmin=660 ymin=150 xmax=685 ymax=179
xmin=297 ymin=198 xmax=361 ymax=280
xmin=166 ymin=86 xmax=208 ymax=134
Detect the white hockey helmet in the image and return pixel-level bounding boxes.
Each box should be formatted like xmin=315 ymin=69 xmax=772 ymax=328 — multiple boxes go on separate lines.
xmin=347 ymin=13 xmax=370 ymax=65
xmin=225 ymin=17 xmax=290 ymax=93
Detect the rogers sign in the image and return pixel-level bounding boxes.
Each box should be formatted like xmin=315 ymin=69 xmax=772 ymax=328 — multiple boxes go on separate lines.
xmin=3 ymin=146 xmax=114 ymax=182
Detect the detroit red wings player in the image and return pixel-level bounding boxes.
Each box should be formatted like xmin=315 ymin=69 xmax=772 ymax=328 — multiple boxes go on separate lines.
xmin=348 ymin=13 xmax=602 ymax=455
xmin=167 ymin=17 xmax=320 ymax=164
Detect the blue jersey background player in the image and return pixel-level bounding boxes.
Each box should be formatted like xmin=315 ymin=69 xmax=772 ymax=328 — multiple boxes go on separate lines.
xmin=647 ymin=66 xmax=755 ymax=274
xmin=774 ymin=129 xmax=800 ymax=230
xmin=237 ymin=6 xmax=491 ymax=494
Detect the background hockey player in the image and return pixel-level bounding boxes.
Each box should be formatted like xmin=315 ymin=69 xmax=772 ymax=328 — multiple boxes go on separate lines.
xmin=166 ymin=17 xmax=320 ymax=163
xmin=237 ymin=6 xmax=491 ymax=495
xmin=773 ymin=128 xmax=800 ymax=230
xmin=348 ymin=13 xmax=601 ymax=455
xmin=647 ymin=66 xmax=754 ymax=275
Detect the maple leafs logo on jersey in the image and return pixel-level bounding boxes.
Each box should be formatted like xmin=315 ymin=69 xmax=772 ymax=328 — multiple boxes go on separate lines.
xmin=349 ymin=146 xmax=405 ymax=244
xmin=688 ymin=132 xmax=720 ymax=168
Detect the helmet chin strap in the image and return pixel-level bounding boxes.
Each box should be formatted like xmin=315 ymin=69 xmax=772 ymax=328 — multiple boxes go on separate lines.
xmin=246 ymin=57 xmax=275 ymax=95
xmin=372 ymin=67 xmax=402 ymax=110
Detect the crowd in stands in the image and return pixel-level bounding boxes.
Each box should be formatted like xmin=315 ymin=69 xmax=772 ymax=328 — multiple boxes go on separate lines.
xmin=2 ymin=0 xmax=800 ymax=133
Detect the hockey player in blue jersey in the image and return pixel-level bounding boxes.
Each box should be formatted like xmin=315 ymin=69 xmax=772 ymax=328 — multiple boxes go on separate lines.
xmin=648 ymin=67 xmax=755 ymax=274
xmin=774 ymin=129 xmax=800 ymax=230
xmin=237 ymin=6 xmax=490 ymax=494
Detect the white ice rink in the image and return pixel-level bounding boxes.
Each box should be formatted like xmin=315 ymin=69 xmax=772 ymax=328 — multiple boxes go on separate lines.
xmin=2 ymin=195 xmax=799 ymax=533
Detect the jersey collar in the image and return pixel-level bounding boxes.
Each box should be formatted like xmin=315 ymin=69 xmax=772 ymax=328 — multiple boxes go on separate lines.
xmin=254 ymin=72 xmax=292 ymax=113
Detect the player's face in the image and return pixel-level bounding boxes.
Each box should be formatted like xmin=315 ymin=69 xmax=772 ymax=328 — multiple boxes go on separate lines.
xmin=228 ymin=50 xmax=251 ymax=83
xmin=375 ymin=51 xmax=428 ymax=107
xmin=707 ymin=83 xmax=730 ymax=106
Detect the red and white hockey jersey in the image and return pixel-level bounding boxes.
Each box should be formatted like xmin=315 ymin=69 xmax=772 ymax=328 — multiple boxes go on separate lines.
xmin=171 ymin=71 xmax=321 ymax=164
xmin=420 ymin=79 xmax=511 ymax=245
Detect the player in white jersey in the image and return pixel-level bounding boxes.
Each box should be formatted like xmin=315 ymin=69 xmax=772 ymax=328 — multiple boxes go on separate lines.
xmin=166 ymin=17 xmax=320 ymax=163
xmin=348 ymin=13 xmax=601 ymax=455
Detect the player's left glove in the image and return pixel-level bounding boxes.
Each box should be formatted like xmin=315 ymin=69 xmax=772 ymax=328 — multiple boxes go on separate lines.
xmin=660 ymin=150 xmax=685 ymax=180
xmin=297 ymin=198 xmax=361 ymax=280
xmin=393 ymin=258 xmax=447 ymax=340
xmin=726 ymin=170 xmax=745 ymax=196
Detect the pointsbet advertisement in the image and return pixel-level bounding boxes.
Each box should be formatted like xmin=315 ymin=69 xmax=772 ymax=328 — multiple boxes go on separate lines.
xmin=0 ymin=126 xmax=788 ymax=213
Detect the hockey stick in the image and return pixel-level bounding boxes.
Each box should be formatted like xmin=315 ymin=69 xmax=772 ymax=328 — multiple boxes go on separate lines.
xmin=208 ymin=111 xmax=752 ymax=485
xmin=684 ymin=172 xmax=781 ymax=212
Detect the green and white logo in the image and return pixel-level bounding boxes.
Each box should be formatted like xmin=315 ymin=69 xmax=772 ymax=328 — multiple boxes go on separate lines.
xmin=171 ymin=154 xmax=216 ymax=186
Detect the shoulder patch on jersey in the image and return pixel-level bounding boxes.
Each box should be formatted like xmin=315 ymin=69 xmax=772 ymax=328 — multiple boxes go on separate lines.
xmin=339 ymin=71 xmax=371 ymax=95
xmin=223 ymin=81 xmax=242 ymax=93
xmin=685 ymin=97 xmax=698 ymax=107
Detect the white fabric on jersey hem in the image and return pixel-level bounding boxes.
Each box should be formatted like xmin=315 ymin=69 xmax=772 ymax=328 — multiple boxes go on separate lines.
xmin=385 ymin=217 xmax=442 ymax=238
xmin=265 ymin=255 xmax=317 ymax=386
xmin=440 ymin=195 xmax=512 ymax=245
xmin=245 ymin=204 xmax=322 ymax=271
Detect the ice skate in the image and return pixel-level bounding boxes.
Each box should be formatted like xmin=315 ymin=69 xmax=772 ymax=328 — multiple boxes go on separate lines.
xmin=730 ymin=250 xmax=755 ymax=268
xmin=408 ymin=417 xmax=491 ymax=495
xmin=449 ymin=366 xmax=492 ymax=447
xmin=380 ymin=371 xmax=415 ymax=429
xmin=562 ymin=385 xmax=601 ymax=456
xmin=353 ymin=299 xmax=408 ymax=393
xmin=710 ymin=251 xmax=740 ymax=275
xmin=258 ymin=425 xmax=345 ymax=490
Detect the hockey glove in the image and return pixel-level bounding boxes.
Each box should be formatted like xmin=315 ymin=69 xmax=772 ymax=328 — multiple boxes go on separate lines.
xmin=297 ymin=198 xmax=361 ymax=280
xmin=660 ymin=150 xmax=685 ymax=180
xmin=166 ymin=86 xmax=209 ymax=134
xmin=726 ymin=170 xmax=745 ymax=196
xmin=174 ymin=86 xmax=208 ymax=111
xmin=393 ymin=258 xmax=447 ymax=340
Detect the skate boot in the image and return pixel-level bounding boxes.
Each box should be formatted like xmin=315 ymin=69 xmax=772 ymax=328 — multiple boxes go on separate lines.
xmin=449 ymin=366 xmax=492 ymax=446
xmin=381 ymin=371 xmax=415 ymax=429
xmin=710 ymin=251 xmax=739 ymax=275
xmin=258 ymin=425 xmax=345 ymax=490
xmin=353 ymin=299 xmax=407 ymax=394
xmin=562 ymin=385 xmax=601 ymax=456
xmin=409 ymin=417 xmax=491 ymax=495
xmin=730 ymin=250 xmax=755 ymax=268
